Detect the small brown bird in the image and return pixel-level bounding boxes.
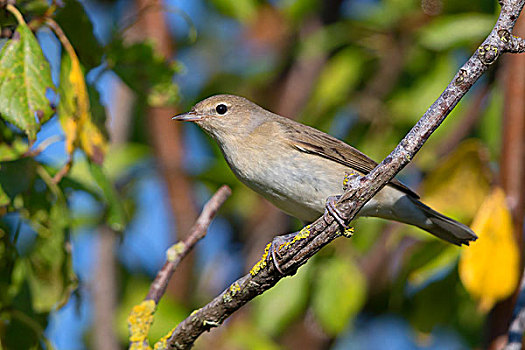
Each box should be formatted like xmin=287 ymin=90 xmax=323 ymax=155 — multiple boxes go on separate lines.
xmin=174 ymin=94 xmax=477 ymax=246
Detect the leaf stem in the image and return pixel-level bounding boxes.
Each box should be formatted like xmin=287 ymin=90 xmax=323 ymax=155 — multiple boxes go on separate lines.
xmin=44 ymin=18 xmax=77 ymax=60
xmin=5 ymin=4 xmax=26 ymax=25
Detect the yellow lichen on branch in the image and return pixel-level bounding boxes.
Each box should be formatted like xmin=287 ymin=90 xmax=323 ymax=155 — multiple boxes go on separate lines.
xmin=128 ymin=300 xmax=156 ymax=350
xmin=278 ymin=225 xmax=312 ymax=251
xmin=250 ymin=243 xmax=272 ymax=276
xmin=153 ymin=327 xmax=176 ymax=350
xmin=166 ymin=242 xmax=186 ymax=262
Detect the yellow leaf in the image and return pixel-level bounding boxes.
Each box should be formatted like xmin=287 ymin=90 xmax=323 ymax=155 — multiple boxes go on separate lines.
xmin=62 ymin=117 xmax=77 ymax=155
xmin=57 ymin=44 xmax=107 ymax=163
xmin=79 ymin=117 xmax=106 ymax=164
xmin=422 ymin=140 xmax=491 ymax=223
xmin=459 ymin=187 xmax=519 ymax=312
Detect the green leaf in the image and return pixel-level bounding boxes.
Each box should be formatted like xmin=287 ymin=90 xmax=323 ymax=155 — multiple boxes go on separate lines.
xmin=311 ymin=256 xmax=367 ymax=335
xmin=18 ymin=167 xmax=77 ymax=313
xmin=0 ymin=1 xmax=48 ymax=27
xmin=0 ymin=8 xmax=54 ymax=140
xmin=102 ymin=143 xmax=150 ymax=180
xmin=253 ymin=262 xmax=311 ymax=336
xmin=408 ymin=269 xmax=461 ymax=333
xmin=389 ymin=55 xmax=455 ymax=122
xmin=298 ymin=22 xmax=354 ymax=59
xmin=419 ymin=14 xmax=494 ymax=51
xmin=25 ymin=203 xmax=76 ymax=312
xmin=0 ymin=138 xmax=29 ymax=162
xmin=106 ymin=39 xmax=180 ymax=108
xmin=0 ymin=185 xmax=9 ymax=206
xmin=88 ymin=161 xmax=127 ymax=231
xmin=209 ymin=0 xmax=258 ymax=22
xmin=408 ymin=245 xmax=459 ymax=287
xmin=87 ymin=84 xmax=109 ymax=142
xmin=307 ymin=48 xmax=364 ymax=120
xmin=0 ymin=157 xmax=37 ymax=200
xmin=19 ymin=0 xmax=49 ymax=14
xmin=55 ymin=0 xmax=103 ymax=70
xmin=364 ymin=0 xmax=418 ymax=29
xmin=3 ymin=291 xmax=50 ymax=350
xmin=65 ymin=143 xmax=149 ymax=198
xmin=403 ymin=240 xmax=451 ymax=275
xmin=479 ymin=87 xmax=503 ymax=157
xmin=281 ymin=0 xmax=319 ymax=24
xmin=0 ymin=226 xmax=19 ymax=307
xmin=62 ymin=145 xmax=144 ymax=230
xmin=224 ymin=322 xmax=282 ymax=350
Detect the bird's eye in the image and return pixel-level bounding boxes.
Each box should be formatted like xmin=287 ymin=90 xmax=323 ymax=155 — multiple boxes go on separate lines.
xmin=216 ymin=104 xmax=228 ymax=115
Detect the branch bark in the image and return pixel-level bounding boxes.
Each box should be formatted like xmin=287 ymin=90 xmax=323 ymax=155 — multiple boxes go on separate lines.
xmin=145 ymin=185 xmax=232 ymax=304
xmin=162 ymin=2 xmax=525 ymax=348
xmin=127 ymin=186 xmax=231 ymax=350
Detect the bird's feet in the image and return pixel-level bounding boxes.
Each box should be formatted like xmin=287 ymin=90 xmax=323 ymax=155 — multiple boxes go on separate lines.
xmin=324 ymin=171 xmax=359 ymax=232
xmin=325 ymin=195 xmax=349 ymax=230
xmin=268 ymin=232 xmax=298 ymax=274
xmin=266 ymin=172 xmax=358 ymax=274
xmin=266 ymin=225 xmax=314 ymax=274
xmin=342 ymin=171 xmax=360 ymax=191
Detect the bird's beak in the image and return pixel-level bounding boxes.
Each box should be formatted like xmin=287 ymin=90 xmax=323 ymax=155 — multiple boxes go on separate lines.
xmin=172 ymin=111 xmax=202 ymax=122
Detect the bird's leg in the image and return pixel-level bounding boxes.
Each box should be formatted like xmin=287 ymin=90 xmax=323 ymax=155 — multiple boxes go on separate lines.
xmin=267 ymin=172 xmax=358 ymax=274
xmin=267 ymin=225 xmax=314 ymax=274
xmin=269 ymin=232 xmax=299 ymax=274
xmin=342 ymin=171 xmax=354 ymax=191
xmin=324 ymin=171 xmax=358 ymax=231
xmin=325 ymin=195 xmax=349 ymax=229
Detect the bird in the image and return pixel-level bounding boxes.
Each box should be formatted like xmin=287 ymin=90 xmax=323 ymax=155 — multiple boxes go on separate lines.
xmin=173 ymin=94 xmax=477 ymax=248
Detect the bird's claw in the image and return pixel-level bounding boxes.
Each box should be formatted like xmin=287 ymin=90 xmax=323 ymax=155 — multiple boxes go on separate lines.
xmin=267 ymin=232 xmax=298 ymax=274
xmin=342 ymin=171 xmax=359 ymax=191
xmin=325 ymin=195 xmax=349 ymax=230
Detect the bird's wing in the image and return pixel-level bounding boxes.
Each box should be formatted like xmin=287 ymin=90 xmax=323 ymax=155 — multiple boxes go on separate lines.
xmin=282 ymin=121 xmax=419 ymax=198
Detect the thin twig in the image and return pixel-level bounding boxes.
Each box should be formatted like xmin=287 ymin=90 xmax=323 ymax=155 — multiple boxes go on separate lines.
xmin=45 ymin=18 xmax=77 ymax=60
xmin=23 ymin=135 xmax=64 ymax=158
xmin=52 ymin=157 xmax=72 ymax=184
xmin=157 ymin=1 xmax=525 ymax=348
xmin=127 ymin=185 xmax=231 ymax=350
xmin=145 ymin=185 xmax=231 ymax=303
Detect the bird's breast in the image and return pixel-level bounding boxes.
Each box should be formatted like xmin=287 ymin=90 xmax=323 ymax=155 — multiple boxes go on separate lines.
xmin=219 ymin=136 xmax=348 ymax=221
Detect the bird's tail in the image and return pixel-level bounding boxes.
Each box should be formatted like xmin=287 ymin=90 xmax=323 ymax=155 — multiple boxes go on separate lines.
xmin=406 ymin=197 xmax=477 ymax=246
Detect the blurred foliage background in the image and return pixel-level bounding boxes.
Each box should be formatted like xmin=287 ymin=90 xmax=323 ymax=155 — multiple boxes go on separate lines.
xmin=0 ymin=0 xmax=524 ymax=349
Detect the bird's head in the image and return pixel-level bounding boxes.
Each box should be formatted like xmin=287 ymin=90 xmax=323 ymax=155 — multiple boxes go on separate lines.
xmin=173 ymin=94 xmax=270 ymax=140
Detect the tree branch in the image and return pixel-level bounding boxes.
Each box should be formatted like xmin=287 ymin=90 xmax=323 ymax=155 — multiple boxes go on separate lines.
xmin=127 ymin=185 xmax=231 ymax=349
xmin=162 ymin=1 xmax=525 ymax=348
xmin=505 ymin=267 xmax=525 ymax=350
xmin=145 ymin=185 xmax=231 ymax=304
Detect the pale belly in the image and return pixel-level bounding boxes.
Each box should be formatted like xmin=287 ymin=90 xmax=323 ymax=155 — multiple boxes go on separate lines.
xmin=223 ymin=144 xmax=405 ymax=223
